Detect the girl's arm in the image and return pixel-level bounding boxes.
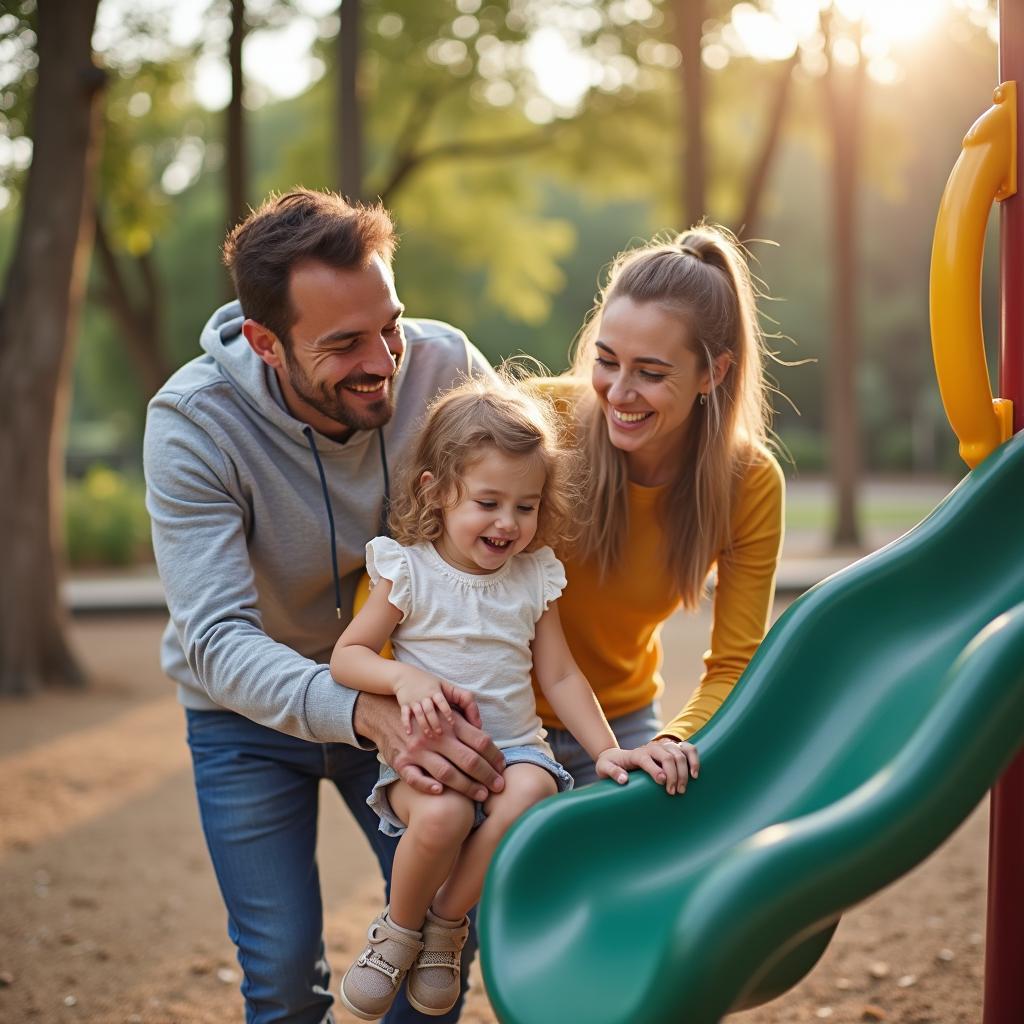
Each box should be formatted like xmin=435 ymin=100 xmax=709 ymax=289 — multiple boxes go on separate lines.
xmin=533 ymin=602 xmax=697 ymax=793
xmin=331 ymin=580 xmax=480 ymax=736
xmin=532 ymin=602 xmax=615 ymax=763
xmin=331 ymin=578 xmax=404 ymax=693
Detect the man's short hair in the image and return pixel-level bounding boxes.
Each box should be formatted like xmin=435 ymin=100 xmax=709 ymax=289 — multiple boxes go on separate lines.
xmin=222 ymin=188 xmax=397 ymax=346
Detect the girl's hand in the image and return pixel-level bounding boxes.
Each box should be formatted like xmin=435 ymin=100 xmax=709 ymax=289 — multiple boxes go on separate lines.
xmin=394 ymin=669 xmax=481 ymax=736
xmin=594 ymin=748 xmax=632 ymax=786
xmin=595 ymin=740 xmax=700 ymax=795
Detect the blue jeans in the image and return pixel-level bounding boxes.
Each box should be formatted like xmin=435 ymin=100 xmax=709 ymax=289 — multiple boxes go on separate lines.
xmin=185 ymin=708 xmax=477 ymax=1024
xmin=545 ymin=702 xmax=662 ymax=787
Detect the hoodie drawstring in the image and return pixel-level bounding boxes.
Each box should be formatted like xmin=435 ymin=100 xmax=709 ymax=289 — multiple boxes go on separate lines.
xmin=376 ymin=427 xmax=391 ymax=536
xmin=302 ymin=425 xmax=391 ymax=620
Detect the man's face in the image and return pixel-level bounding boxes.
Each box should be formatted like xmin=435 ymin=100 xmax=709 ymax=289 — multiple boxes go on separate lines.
xmin=276 ymin=256 xmax=406 ymax=437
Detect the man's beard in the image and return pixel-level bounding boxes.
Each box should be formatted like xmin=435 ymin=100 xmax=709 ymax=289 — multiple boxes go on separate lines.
xmin=286 ymin=357 xmax=399 ymax=433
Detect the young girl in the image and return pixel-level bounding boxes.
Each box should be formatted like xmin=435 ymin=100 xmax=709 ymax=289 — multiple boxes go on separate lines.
xmin=331 ymin=376 xmax=697 ymax=1020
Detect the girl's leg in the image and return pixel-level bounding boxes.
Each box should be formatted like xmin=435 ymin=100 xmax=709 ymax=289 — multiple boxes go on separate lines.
xmin=340 ymin=785 xmax=476 ymax=1021
xmin=329 ymin=750 xmax=478 ymax=1024
xmin=387 ymin=782 xmax=477 ymax=930
xmin=431 ymin=764 xmax=557 ymax=920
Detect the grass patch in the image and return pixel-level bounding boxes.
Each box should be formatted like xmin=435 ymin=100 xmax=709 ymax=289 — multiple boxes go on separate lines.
xmin=785 ymin=497 xmax=943 ymax=533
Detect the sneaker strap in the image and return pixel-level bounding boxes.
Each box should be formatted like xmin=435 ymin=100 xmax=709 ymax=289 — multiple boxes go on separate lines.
xmin=357 ymin=918 xmax=424 ymax=982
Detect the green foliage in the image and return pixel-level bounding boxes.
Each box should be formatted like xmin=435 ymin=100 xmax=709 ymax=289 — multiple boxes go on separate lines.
xmin=100 ymin=54 xmax=207 ymax=255
xmin=64 ymin=466 xmax=151 ymax=567
xmin=776 ymin=426 xmax=826 ymax=474
xmin=265 ymin=1 xmax=684 ymax=324
xmin=0 ymin=0 xmax=1004 ymax=483
xmin=0 ymin=1 xmax=37 ymax=196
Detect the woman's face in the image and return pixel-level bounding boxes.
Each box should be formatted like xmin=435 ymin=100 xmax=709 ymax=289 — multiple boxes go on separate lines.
xmin=591 ymin=296 xmax=716 ymax=473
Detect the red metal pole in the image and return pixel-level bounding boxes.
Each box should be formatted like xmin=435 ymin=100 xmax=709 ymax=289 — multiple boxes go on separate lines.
xmin=1001 ymin=2 xmax=1024 ymax=421
xmin=984 ymin=754 xmax=1024 ymax=1024
xmin=985 ymin=2 xmax=1024 ymax=1022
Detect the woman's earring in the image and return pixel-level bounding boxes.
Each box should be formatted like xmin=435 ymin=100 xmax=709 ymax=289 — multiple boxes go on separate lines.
xmin=699 ymin=393 xmax=708 ymax=407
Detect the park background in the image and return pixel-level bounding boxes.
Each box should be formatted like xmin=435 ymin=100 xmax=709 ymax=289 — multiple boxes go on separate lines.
xmin=0 ymin=1 xmax=1007 ymax=1022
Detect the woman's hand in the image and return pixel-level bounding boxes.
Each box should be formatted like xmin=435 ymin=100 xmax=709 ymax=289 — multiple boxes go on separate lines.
xmin=595 ymin=739 xmax=700 ymax=795
xmin=393 ymin=667 xmax=481 ymax=737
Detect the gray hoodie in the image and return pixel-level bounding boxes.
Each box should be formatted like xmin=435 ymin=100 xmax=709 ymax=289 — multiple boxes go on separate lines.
xmin=144 ymin=301 xmax=491 ymax=746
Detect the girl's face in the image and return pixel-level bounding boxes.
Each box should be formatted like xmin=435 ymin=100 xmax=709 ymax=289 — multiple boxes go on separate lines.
xmin=591 ymin=297 xmax=726 ymax=480
xmin=427 ymin=448 xmax=546 ymax=575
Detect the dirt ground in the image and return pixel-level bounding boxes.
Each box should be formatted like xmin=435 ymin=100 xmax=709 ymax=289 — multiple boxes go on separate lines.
xmin=0 ymin=605 xmax=991 ymax=1024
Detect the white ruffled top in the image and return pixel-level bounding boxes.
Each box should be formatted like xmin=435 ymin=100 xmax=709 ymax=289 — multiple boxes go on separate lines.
xmin=366 ymin=536 xmax=566 ymax=751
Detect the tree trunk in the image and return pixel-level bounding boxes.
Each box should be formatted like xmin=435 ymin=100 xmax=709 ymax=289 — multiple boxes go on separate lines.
xmin=822 ymin=26 xmax=865 ymax=548
xmin=227 ymin=0 xmax=248 ymax=231
xmin=675 ymin=0 xmax=705 ymax=227
xmin=93 ymin=210 xmax=173 ymax=399
xmin=0 ymin=0 xmax=104 ymax=694
xmin=337 ymin=0 xmax=363 ymax=200
xmin=735 ymin=51 xmax=798 ymax=239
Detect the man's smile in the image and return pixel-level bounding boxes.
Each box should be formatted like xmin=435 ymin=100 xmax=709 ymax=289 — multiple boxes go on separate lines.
xmin=344 ymin=379 xmax=387 ymax=394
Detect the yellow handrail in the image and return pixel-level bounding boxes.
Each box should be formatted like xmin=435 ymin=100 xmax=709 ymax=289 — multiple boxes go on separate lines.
xmin=929 ymin=81 xmax=1017 ymax=469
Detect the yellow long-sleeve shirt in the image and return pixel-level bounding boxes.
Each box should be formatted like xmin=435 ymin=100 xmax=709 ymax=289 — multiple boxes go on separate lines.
xmin=534 ymin=387 xmax=785 ymax=742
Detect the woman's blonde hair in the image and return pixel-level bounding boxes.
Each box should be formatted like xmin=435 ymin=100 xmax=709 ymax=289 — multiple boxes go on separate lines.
xmin=569 ymin=224 xmax=773 ymax=609
xmin=389 ymin=374 xmax=574 ymax=551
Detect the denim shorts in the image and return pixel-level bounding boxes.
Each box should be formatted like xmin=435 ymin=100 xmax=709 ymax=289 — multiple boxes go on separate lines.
xmin=368 ymin=744 xmax=574 ymax=838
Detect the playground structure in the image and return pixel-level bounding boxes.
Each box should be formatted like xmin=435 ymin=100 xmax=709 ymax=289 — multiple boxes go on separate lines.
xmin=478 ymin=3 xmax=1024 ymax=1022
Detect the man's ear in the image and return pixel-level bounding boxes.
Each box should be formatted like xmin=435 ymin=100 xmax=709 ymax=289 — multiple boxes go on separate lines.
xmin=243 ymin=319 xmax=286 ymax=369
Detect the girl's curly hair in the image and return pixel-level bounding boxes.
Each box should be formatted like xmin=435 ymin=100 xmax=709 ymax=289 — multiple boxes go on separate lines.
xmin=389 ymin=373 xmax=577 ymax=553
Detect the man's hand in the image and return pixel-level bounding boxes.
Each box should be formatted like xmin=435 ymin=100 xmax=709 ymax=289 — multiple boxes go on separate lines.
xmin=354 ymin=691 xmax=504 ymax=801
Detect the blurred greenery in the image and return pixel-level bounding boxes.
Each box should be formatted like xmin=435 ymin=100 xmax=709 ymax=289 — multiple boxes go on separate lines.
xmin=64 ymin=466 xmax=152 ymax=567
xmin=0 ymin=0 xmax=1005 ymax=559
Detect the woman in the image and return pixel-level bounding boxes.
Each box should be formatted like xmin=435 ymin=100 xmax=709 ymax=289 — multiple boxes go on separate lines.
xmin=537 ymin=224 xmax=784 ymax=786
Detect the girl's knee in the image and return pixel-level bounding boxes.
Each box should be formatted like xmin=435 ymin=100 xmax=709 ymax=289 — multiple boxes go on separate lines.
xmin=407 ymin=791 xmax=475 ymax=849
xmin=486 ymin=765 xmax=557 ymax=822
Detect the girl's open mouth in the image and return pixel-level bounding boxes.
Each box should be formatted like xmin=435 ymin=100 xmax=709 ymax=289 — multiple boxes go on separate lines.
xmin=482 ymin=537 xmax=512 ymax=550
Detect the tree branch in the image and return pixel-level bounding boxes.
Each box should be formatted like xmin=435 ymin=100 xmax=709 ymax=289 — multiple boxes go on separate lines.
xmin=373 ymin=75 xmax=474 ymax=203
xmin=676 ymin=0 xmax=705 ymax=225
xmin=735 ymin=50 xmax=799 ymax=240
xmin=93 ymin=208 xmax=172 ymax=397
xmin=377 ymin=123 xmax=561 ymax=206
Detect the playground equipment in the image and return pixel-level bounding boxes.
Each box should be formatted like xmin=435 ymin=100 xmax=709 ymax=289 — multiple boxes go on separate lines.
xmin=478 ymin=4 xmax=1024 ymax=1022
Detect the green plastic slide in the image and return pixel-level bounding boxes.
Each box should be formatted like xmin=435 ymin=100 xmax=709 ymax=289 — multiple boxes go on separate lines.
xmin=480 ymin=431 xmax=1024 ymax=1024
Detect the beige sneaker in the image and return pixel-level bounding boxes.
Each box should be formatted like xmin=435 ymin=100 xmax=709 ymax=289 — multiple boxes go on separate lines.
xmin=340 ymin=909 xmax=424 ymax=1021
xmin=406 ymin=909 xmax=470 ymax=1017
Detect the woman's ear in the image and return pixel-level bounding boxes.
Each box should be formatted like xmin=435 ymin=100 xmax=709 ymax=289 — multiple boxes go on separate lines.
xmin=419 ymin=470 xmax=434 ymax=489
xmin=703 ymin=352 xmax=732 ymax=391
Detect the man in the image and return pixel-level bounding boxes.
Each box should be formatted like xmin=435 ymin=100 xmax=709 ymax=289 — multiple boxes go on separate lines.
xmin=144 ymin=189 xmax=505 ymax=1024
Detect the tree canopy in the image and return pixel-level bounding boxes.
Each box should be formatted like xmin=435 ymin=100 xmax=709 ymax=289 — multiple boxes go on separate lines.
xmin=0 ymin=0 xmax=1002 ymax=466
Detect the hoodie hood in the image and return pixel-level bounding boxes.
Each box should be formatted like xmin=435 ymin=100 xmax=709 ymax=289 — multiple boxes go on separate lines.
xmin=197 ymin=300 xmax=326 ymax=448
xmin=199 ymin=300 xmax=390 ymax=617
